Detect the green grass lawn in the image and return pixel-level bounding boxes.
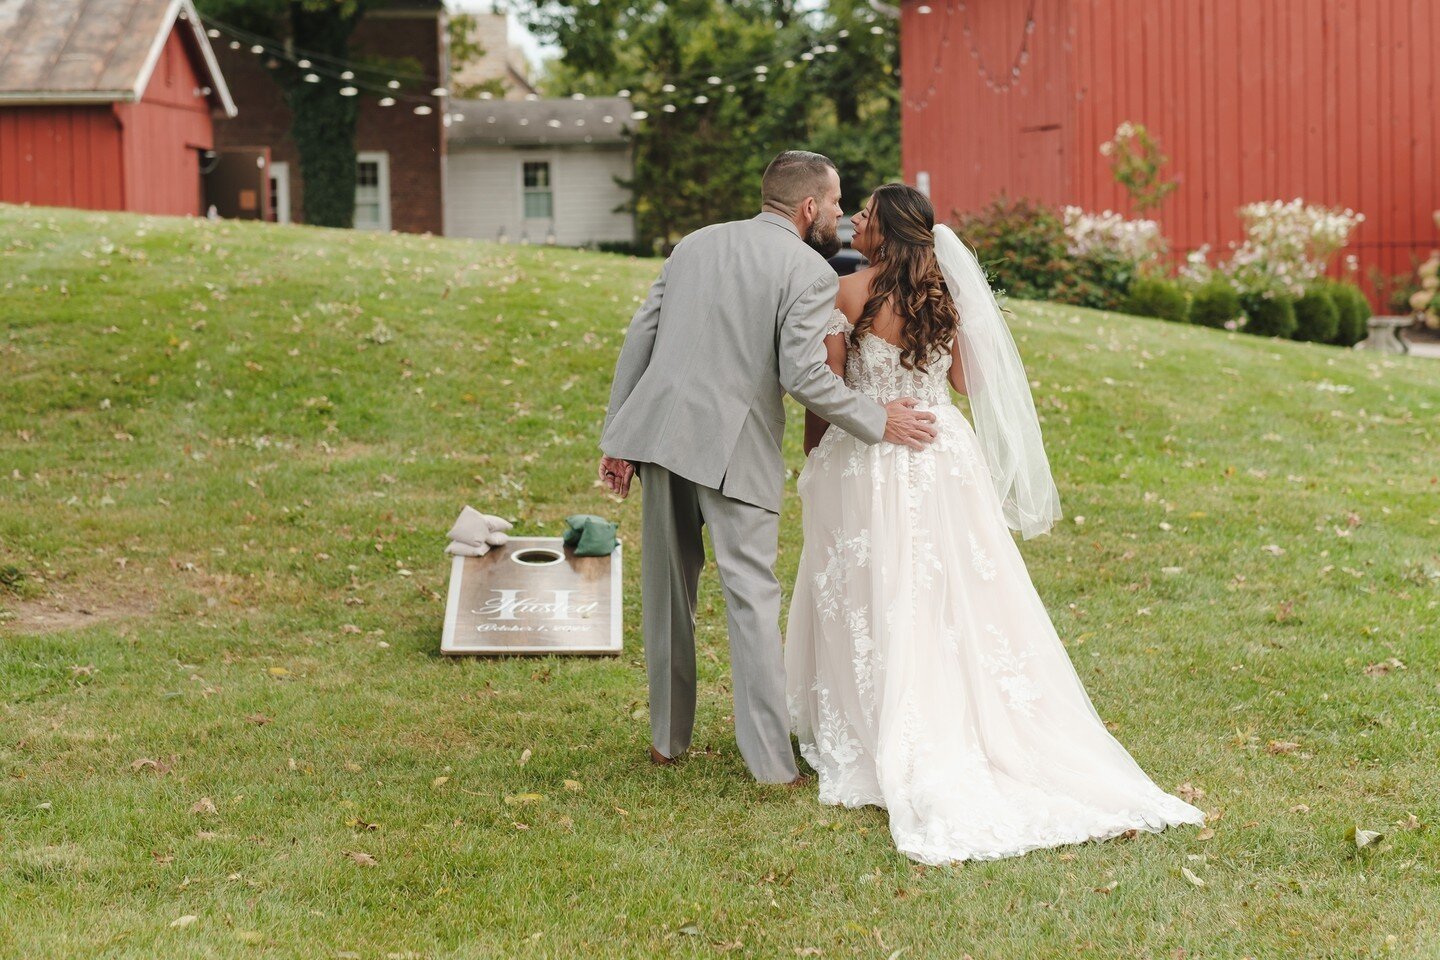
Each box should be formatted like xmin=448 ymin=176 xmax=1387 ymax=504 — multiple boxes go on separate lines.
xmin=2 ymin=203 xmax=1439 ymax=959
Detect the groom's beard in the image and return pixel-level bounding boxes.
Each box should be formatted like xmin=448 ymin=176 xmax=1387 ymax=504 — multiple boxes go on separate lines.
xmin=805 ymin=216 xmax=842 ymax=259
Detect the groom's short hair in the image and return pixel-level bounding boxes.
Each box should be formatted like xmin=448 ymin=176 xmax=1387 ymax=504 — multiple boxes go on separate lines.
xmin=762 ymin=151 xmax=837 ymax=210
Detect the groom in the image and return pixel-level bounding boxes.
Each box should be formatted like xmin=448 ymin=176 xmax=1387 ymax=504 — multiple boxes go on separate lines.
xmin=597 ymin=151 xmax=937 ymax=784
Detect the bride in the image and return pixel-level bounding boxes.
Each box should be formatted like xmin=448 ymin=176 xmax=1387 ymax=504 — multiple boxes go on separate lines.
xmin=784 ymin=183 xmax=1204 ymax=864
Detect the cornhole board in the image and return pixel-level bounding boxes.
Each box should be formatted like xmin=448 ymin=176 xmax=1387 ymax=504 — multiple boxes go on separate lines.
xmin=440 ymin=536 xmax=622 ymax=656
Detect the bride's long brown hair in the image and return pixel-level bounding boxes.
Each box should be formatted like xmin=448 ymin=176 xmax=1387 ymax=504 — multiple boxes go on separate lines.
xmin=851 ymin=183 xmax=959 ymax=372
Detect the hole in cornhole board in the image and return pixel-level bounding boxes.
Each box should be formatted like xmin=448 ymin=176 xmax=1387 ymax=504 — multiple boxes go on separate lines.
xmin=440 ymin=537 xmax=622 ymax=656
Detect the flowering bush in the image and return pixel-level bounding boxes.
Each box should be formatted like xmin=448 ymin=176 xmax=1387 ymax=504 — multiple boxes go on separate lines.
xmin=1099 ymin=122 xmax=1178 ymax=213
xmin=1408 ymin=210 xmax=1440 ymax=330
xmin=1062 ymin=207 xmax=1166 ymax=263
xmin=1182 ymin=199 xmax=1365 ymax=306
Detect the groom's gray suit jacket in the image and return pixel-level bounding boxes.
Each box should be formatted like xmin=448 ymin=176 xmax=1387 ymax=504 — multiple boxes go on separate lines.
xmin=601 ymin=212 xmax=887 ymax=512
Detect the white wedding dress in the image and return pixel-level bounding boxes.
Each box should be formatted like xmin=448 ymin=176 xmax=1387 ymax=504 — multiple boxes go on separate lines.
xmin=785 ymin=309 xmax=1204 ymax=865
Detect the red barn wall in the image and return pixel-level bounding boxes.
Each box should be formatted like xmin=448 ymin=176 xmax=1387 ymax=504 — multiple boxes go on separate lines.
xmin=0 ymin=106 xmax=125 ymax=209
xmin=901 ymin=0 xmax=1440 ymax=299
xmin=0 ymin=26 xmax=215 ymax=216
xmin=118 ymin=28 xmax=216 ymax=216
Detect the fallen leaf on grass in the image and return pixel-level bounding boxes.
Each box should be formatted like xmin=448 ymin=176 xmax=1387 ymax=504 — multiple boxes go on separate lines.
xmin=345 ymin=818 xmax=379 ymax=831
xmin=343 ymin=850 xmax=377 ymax=867
xmin=431 ymin=776 xmax=450 ymax=788
xmin=244 ymin=713 xmax=272 ymax=726
xmin=1177 ymin=782 xmax=1205 ymax=803
xmin=1347 ymin=825 xmax=1383 ymax=851
xmin=1260 ymin=544 xmax=1286 ymax=557
xmin=563 ymin=779 xmax=582 ymax=792
xmin=190 ymin=797 xmax=217 ymax=815
xmin=131 ymin=757 xmax=172 ymax=774
xmin=266 ymin=667 xmax=290 ymax=678
xmin=518 ymin=748 xmax=532 ymax=767
xmin=1396 ymin=814 xmax=1425 ymax=832
xmin=1266 ymin=740 xmax=1302 ymax=755
xmin=1195 ymin=828 xmax=1215 ymax=841
xmin=1364 ymin=659 xmax=1405 ymax=677
xmin=1180 ymin=867 xmax=1206 ymax=888
xmin=1093 ymin=880 xmax=1119 ymax=895
xmin=1290 ymin=804 xmax=1311 ymax=814
xmin=503 ymin=793 xmax=546 ymax=805
xmin=169 ymin=915 xmax=198 ymax=928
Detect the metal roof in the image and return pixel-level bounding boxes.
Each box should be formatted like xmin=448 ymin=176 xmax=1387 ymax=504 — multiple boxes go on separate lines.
xmin=0 ymin=0 xmax=235 ymax=115
xmin=447 ymin=96 xmax=632 ymax=148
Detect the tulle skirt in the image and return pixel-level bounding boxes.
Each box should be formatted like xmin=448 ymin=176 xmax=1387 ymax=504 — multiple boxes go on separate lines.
xmin=785 ymin=402 xmax=1204 ymax=864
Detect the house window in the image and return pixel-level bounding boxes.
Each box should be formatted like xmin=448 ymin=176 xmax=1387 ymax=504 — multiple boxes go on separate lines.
xmin=523 ymin=161 xmax=553 ymax=220
xmin=269 ymin=161 xmax=290 ymax=224
xmin=354 ymin=152 xmax=391 ymax=231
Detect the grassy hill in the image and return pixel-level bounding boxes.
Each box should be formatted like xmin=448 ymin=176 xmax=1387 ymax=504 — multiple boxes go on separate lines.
xmin=1 ymin=203 xmax=1438 ymax=959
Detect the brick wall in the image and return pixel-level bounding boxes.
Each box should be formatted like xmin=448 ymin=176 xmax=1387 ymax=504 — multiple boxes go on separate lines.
xmin=211 ymin=9 xmax=446 ymax=234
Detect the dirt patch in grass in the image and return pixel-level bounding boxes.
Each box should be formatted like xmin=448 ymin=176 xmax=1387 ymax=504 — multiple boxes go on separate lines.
xmin=0 ymin=581 xmax=157 ymax=635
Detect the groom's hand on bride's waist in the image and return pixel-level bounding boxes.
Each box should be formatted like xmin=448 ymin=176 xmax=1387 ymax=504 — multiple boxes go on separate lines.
xmin=882 ymin=398 xmax=938 ymax=450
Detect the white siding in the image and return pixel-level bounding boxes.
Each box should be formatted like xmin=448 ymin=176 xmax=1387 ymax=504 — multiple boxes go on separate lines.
xmin=444 ymin=145 xmax=635 ymax=246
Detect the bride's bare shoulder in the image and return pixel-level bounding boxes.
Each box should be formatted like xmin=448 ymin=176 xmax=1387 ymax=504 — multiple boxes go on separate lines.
xmin=836 ymin=267 xmax=874 ymax=319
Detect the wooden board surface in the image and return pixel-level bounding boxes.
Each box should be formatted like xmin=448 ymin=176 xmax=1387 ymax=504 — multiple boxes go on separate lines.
xmin=440 ymin=536 xmax=623 ymax=656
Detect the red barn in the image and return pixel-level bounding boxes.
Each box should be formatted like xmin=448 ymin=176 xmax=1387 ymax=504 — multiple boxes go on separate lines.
xmin=0 ymin=0 xmax=236 ymax=216
xmin=899 ymin=0 xmax=1440 ymax=297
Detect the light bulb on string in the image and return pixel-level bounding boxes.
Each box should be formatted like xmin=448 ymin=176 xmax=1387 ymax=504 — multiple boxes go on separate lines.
xmin=571 ymin=93 xmax=586 ymax=100
xmin=547 ymin=119 xmax=562 ymax=128
xmin=618 ymin=88 xmax=631 ymax=97
xmin=693 ymin=95 xmax=708 ymax=104
xmin=725 ymin=84 xmax=736 ymax=92
xmin=228 ymin=40 xmax=240 ymax=49
xmin=707 ymin=76 xmax=721 ymax=85
xmin=250 ymin=44 xmax=264 ymax=54
xmin=453 ymin=113 xmax=465 ymax=122
xmin=414 ymin=105 xmax=432 ymax=115
xmin=297 ymin=59 xmax=311 ymax=68
xmin=630 ymin=110 xmax=648 ymax=120
xmin=870 ymin=25 xmax=884 ymax=34
xmin=207 ymin=28 xmax=220 ymax=38
xmin=387 ymin=80 xmax=401 ymax=89
xmin=837 ymin=29 xmax=849 ymax=38
xmin=784 ymin=60 xmax=795 ymax=69
xmin=662 ymin=104 xmax=676 ymax=113
xmin=341 ymin=70 xmax=354 ymax=80
xmin=379 ymin=97 xmax=395 ymax=107
xmin=431 ymin=87 xmax=448 ymax=97
xmin=304 ymin=73 xmax=320 ymax=83
xmin=917 ymin=4 xmax=932 ymax=12
xmin=800 ymin=52 xmax=814 ymax=61
xmin=480 ymin=91 xmax=493 ymax=100
xmin=340 ymin=86 xmax=357 ymax=96
xmin=662 ymin=83 xmax=676 ymax=93
xmin=824 ymin=44 xmax=837 ymax=53
xmin=754 ymin=65 xmax=768 ymax=74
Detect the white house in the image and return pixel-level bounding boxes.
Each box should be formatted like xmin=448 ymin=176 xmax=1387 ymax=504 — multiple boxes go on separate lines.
xmin=444 ymin=97 xmax=636 ymax=247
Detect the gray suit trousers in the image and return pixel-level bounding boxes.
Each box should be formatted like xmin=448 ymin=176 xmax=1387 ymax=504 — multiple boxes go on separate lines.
xmin=638 ymin=463 xmax=798 ymax=783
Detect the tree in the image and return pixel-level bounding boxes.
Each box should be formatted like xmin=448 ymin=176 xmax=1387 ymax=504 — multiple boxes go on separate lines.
xmin=197 ymin=0 xmax=376 ymax=227
xmin=515 ymin=0 xmax=899 ymax=248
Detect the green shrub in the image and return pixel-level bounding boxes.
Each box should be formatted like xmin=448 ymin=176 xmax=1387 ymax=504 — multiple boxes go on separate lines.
xmin=1327 ymin=282 xmax=1372 ymax=346
xmin=956 ymin=197 xmax=1070 ymax=301
xmin=1292 ymin=286 xmax=1341 ymax=342
xmin=1120 ymin=277 xmax=1190 ymax=323
xmin=1241 ymin=293 xmax=1298 ymax=338
xmin=1189 ymin=281 xmax=1242 ymax=328
xmin=1052 ymin=251 xmax=1136 ymax=312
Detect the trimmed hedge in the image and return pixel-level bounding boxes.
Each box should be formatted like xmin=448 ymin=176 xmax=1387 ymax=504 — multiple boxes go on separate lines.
xmin=1241 ymin=293 xmax=1298 ymax=338
xmin=1327 ymin=282 xmax=1372 ymax=346
xmin=1292 ymin=287 xmax=1341 ymax=343
xmin=1120 ymin=277 xmax=1190 ymax=323
xmin=1189 ymin=281 xmax=1243 ymax=328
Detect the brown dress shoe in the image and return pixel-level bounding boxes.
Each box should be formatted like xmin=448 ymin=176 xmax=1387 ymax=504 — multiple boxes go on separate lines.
xmin=649 ymin=746 xmax=678 ymax=766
